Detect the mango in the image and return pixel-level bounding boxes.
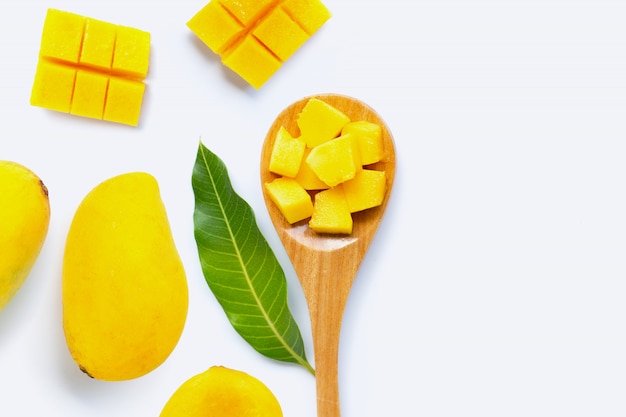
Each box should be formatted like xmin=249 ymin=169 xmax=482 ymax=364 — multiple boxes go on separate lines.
xmin=160 ymin=366 xmax=283 ymax=417
xmin=294 ymin=148 xmax=329 ymax=190
xmin=62 ymin=172 xmax=188 ymax=381
xmin=341 ymin=120 xmax=384 ymax=165
xmin=343 ymin=169 xmax=387 ymax=213
xmin=264 ymin=176 xmax=313 ymax=224
xmin=187 ymin=0 xmax=331 ymax=89
xmin=309 ymin=186 xmax=352 ymax=234
xmin=0 ymin=161 xmax=50 ymax=312
xmin=297 ymin=97 xmax=350 ymax=148
xmin=305 ymin=133 xmax=361 ymax=187
xmin=30 ymin=9 xmax=150 ymax=126
xmin=268 ymin=126 xmax=306 ymax=178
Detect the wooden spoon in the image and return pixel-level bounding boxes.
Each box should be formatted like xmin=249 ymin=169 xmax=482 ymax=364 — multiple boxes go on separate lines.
xmin=260 ymin=94 xmax=396 ymax=417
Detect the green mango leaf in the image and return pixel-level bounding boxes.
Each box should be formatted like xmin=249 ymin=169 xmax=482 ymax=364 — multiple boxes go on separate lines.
xmin=192 ymin=141 xmax=314 ymax=374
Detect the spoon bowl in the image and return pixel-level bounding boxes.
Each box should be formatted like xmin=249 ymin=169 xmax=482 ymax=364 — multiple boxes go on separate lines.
xmin=261 ymin=94 xmax=395 ymax=417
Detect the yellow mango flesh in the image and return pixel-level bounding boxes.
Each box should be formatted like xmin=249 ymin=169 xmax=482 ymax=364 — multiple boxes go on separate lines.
xmin=343 ymin=169 xmax=386 ymax=213
xmin=282 ymin=0 xmax=332 ymax=35
xmin=80 ymin=18 xmax=117 ymax=71
xmin=341 ymin=120 xmax=384 ymax=165
xmin=160 ymin=366 xmax=283 ymax=417
xmin=264 ymin=177 xmax=313 ymax=224
xmin=222 ymin=36 xmax=282 ymax=90
xmin=305 ymin=133 xmax=361 ymax=187
xmin=294 ymin=148 xmax=329 ymax=190
xmin=62 ymin=172 xmax=188 ymax=381
xmin=111 ymin=25 xmax=151 ymax=78
xmin=0 ymin=161 xmax=50 ymax=311
xmin=309 ymin=186 xmax=352 ymax=234
xmin=297 ymin=97 xmax=350 ymax=148
xmin=268 ymin=126 xmax=306 ymax=178
xmin=102 ymin=77 xmax=146 ymax=126
xmin=30 ymin=8 xmax=150 ymax=126
xmin=253 ymin=7 xmax=310 ymax=61
xmin=187 ymin=0 xmax=331 ymax=89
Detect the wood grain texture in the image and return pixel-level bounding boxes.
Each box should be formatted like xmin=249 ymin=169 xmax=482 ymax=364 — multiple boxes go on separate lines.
xmin=261 ymin=94 xmax=396 ymax=417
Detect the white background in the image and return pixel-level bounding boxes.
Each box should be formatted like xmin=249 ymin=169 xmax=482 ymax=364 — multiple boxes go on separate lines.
xmin=1 ymin=0 xmax=626 ymax=416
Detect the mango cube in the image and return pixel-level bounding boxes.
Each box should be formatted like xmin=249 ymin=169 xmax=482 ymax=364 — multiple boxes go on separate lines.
xmin=269 ymin=126 xmax=306 ymax=178
xmin=103 ymin=78 xmax=146 ymax=127
xmin=306 ymin=134 xmax=361 ymax=187
xmin=253 ymin=7 xmax=310 ymax=61
xmin=282 ymin=0 xmax=332 ymax=35
xmin=186 ymin=1 xmax=243 ymax=54
xmin=265 ymin=177 xmax=314 ymax=224
xmin=112 ymin=25 xmax=151 ymax=79
xmin=187 ymin=0 xmax=331 ymax=89
xmin=39 ymin=9 xmax=84 ymax=63
xmin=342 ymin=121 xmax=384 ymax=165
xmin=309 ymin=187 xmax=352 ymax=234
xmin=220 ymin=0 xmax=276 ymax=25
xmin=80 ymin=18 xmax=117 ymax=71
xmin=30 ymin=60 xmax=76 ymax=113
xmin=343 ymin=169 xmax=386 ymax=213
xmin=30 ymin=9 xmax=150 ymax=126
xmin=222 ymin=36 xmax=282 ymax=90
xmin=294 ymin=148 xmax=329 ymax=190
xmin=297 ymin=98 xmax=351 ymax=147
xmin=70 ymin=70 xmax=109 ymax=119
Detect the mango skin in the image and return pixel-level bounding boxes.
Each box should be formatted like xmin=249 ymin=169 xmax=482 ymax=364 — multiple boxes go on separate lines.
xmin=160 ymin=366 xmax=283 ymax=417
xmin=0 ymin=161 xmax=50 ymax=312
xmin=62 ymin=172 xmax=188 ymax=381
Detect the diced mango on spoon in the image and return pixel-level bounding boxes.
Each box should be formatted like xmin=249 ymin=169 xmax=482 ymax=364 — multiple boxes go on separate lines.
xmin=260 ymin=94 xmax=395 ymax=417
xmin=264 ymin=97 xmax=388 ymax=234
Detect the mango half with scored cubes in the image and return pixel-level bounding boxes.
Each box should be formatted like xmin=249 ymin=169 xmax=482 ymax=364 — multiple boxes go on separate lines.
xmin=30 ymin=9 xmax=150 ymax=126
xmin=265 ymin=98 xmax=387 ymax=234
xmin=187 ymin=0 xmax=331 ymax=89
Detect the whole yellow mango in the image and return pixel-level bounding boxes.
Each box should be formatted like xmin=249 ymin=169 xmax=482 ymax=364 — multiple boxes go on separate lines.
xmin=160 ymin=366 xmax=283 ymax=417
xmin=0 ymin=161 xmax=50 ymax=311
xmin=62 ymin=172 xmax=188 ymax=381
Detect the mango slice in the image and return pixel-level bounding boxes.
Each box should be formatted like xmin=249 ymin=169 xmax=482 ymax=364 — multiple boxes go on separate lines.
xmin=187 ymin=0 xmax=331 ymax=89
xmin=160 ymin=366 xmax=283 ymax=417
xmin=62 ymin=172 xmax=188 ymax=381
xmin=30 ymin=9 xmax=150 ymax=126
xmin=0 ymin=161 xmax=50 ymax=311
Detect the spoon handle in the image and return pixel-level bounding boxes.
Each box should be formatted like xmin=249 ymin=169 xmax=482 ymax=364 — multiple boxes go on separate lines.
xmin=311 ymin=297 xmax=342 ymax=416
xmin=292 ymin=246 xmax=361 ymax=417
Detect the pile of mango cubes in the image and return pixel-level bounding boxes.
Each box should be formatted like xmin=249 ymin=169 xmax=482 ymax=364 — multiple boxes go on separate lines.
xmin=265 ymin=98 xmax=387 ymax=235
